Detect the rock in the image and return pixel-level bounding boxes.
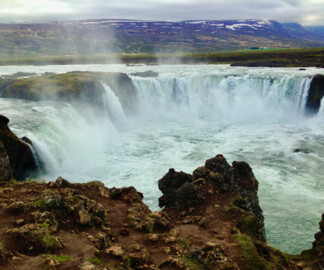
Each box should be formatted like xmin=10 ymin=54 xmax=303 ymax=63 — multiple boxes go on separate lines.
xmin=312 ymin=213 xmax=324 ymax=267
xmin=120 ymin=228 xmax=130 ymax=236
xmin=146 ymin=234 xmax=159 ymax=242
xmin=305 ymin=74 xmax=324 ymax=115
xmin=0 ymin=115 xmax=9 ymax=125
xmin=21 ymin=137 xmax=32 ymax=145
xmin=55 ymin=176 xmax=70 ymax=187
xmin=0 ymin=140 xmax=13 ymax=182
xmin=293 ymin=148 xmax=310 ymax=154
xmin=6 ymin=201 xmax=26 ymax=213
xmin=106 ymin=245 xmax=124 ymax=257
xmin=77 ymin=208 xmax=91 ymax=225
xmin=5 ymin=223 xmax=62 ymax=255
xmin=0 ymin=115 xmax=38 ymax=180
xmin=131 ymin=70 xmax=159 ymax=78
xmin=78 ymin=262 xmax=98 ymax=270
xmin=158 ymin=169 xmax=193 ymax=208
xmin=158 ymin=154 xmax=266 ymax=242
xmin=15 ymin=219 xmax=25 ymax=225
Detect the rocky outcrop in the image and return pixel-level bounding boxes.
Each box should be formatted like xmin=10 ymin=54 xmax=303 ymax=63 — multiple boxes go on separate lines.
xmin=0 ymin=72 xmax=138 ymax=116
xmin=0 ymin=115 xmax=38 ymax=181
xmin=159 ymin=155 xmax=265 ymax=242
xmin=305 ymin=74 xmax=324 ymax=115
xmin=0 ymin=155 xmax=322 ymax=269
xmin=310 ymin=214 xmax=324 ymax=267
xmin=131 ymin=70 xmax=159 ymax=78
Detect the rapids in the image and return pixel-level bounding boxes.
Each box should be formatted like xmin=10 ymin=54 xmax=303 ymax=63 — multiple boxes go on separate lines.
xmin=0 ymin=64 xmax=323 ymax=254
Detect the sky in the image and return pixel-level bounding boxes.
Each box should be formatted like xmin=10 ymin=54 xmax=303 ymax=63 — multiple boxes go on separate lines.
xmin=0 ymin=0 xmax=324 ymax=26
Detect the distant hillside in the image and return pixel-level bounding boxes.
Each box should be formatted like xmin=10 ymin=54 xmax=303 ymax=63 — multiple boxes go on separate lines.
xmin=1 ymin=19 xmax=324 ymax=57
xmin=305 ymin=26 xmax=324 ymax=37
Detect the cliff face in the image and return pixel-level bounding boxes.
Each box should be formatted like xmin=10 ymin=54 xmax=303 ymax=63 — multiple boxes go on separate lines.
xmin=0 ymin=72 xmax=138 ymax=115
xmin=0 ymin=115 xmax=38 ymax=181
xmin=159 ymin=155 xmax=265 ymax=242
xmin=305 ymin=74 xmax=324 ymax=115
xmin=310 ymin=214 xmax=324 ymax=267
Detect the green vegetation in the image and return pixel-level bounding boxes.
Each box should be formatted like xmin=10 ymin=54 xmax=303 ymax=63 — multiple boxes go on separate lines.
xmin=89 ymin=257 xmax=102 ymax=265
xmin=0 ymin=47 xmax=323 ymax=67
xmin=122 ymin=255 xmax=132 ymax=268
xmin=237 ymin=214 xmax=260 ymax=240
xmin=33 ymin=198 xmax=47 ymax=211
xmin=176 ymin=237 xmax=190 ymax=250
xmin=236 ymin=233 xmax=292 ymax=270
xmin=181 ymin=255 xmax=204 ymax=270
xmin=46 ymin=254 xmax=71 ymax=262
xmin=39 ymin=234 xmax=60 ymax=252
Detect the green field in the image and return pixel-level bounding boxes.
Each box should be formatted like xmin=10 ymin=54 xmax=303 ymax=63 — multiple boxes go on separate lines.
xmin=0 ymin=47 xmax=323 ymax=67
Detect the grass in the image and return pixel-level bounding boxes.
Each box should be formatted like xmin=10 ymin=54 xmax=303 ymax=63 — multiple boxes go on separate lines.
xmin=236 ymin=233 xmax=271 ymax=269
xmin=89 ymin=257 xmax=102 ymax=265
xmin=46 ymin=254 xmax=71 ymax=262
xmin=0 ymin=47 xmax=323 ymax=66
xmin=236 ymin=233 xmax=293 ymax=270
xmin=181 ymin=255 xmax=204 ymax=270
xmin=176 ymin=237 xmax=190 ymax=250
xmin=33 ymin=198 xmax=47 ymax=211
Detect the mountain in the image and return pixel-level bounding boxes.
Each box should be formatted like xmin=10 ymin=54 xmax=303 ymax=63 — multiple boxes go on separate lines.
xmin=0 ymin=19 xmax=324 ymax=57
xmin=305 ymin=26 xmax=324 ymax=37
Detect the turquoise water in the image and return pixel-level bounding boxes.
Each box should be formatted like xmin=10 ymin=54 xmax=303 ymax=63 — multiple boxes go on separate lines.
xmin=0 ymin=64 xmax=323 ymax=254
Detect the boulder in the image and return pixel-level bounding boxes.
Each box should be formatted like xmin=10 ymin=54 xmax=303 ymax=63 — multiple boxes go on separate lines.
xmin=0 ymin=115 xmax=38 ymax=180
xmin=312 ymin=213 xmax=324 ymax=267
xmin=131 ymin=70 xmax=159 ymax=78
xmin=305 ymin=74 xmax=324 ymax=115
xmin=158 ymin=154 xmax=266 ymax=242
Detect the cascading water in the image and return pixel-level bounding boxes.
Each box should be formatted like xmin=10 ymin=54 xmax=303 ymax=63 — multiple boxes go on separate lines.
xmin=131 ymin=74 xmax=313 ymax=122
xmin=0 ymin=64 xmax=323 ymax=255
xmin=101 ymin=82 xmax=127 ymax=124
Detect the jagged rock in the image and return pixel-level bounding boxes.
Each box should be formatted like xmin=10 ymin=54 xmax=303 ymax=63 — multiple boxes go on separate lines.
xmin=78 ymin=262 xmax=101 ymax=270
xmin=305 ymin=74 xmax=324 ymax=115
xmin=106 ymin=245 xmax=124 ymax=257
xmin=158 ymin=169 xmax=193 ymax=208
xmin=0 ymin=115 xmax=38 ymax=180
xmin=77 ymin=208 xmax=92 ymax=225
xmin=5 ymin=223 xmax=62 ymax=255
xmin=131 ymin=70 xmax=159 ymax=78
xmin=0 ymin=155 xmax=321 ymax=269
xmin=0 ymin=140 xmax=12 ymax=182
xmin=158 ymin=154 xmax=265 ymax=242
xmin=293 ymin=148 xmax=310 ymax=154
xmin=312 ymin=213 xmax=324 ymax=267
xmin=55 ymin=176 xmax=71 ymax=187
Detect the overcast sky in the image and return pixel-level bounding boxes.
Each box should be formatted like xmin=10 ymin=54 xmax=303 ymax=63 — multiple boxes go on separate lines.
xmin=1 ymin=0 xmax=324 ymax=26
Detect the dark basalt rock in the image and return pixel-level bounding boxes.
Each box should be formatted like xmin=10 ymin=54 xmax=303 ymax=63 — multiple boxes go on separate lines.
xmin=293 ymin=148 xmax=310 ymax=154
xmin=158 ymin=154 xmax=266 ymax=242
xmin=305 ymin=74 xmax=324 ymax=115
xmin=0 ymin=115 xmax=38 ymax=181
xmin=311 ymin=213 xmax=324 ymax=267
xmin=131 ymin=70 xmax=159 ymax=78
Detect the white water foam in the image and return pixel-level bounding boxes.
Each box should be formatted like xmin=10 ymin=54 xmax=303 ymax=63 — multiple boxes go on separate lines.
xmin=0 ymin=65 xmax=324 ymax=254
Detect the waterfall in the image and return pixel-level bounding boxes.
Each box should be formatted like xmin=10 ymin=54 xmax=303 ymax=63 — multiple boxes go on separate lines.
xmin=100 ymin=82 xmax=127 ymax=123
xmin=0 ymin=65 xmax=323 ymax=255
xmin=131 ymin=74 xmax=313 ymax=122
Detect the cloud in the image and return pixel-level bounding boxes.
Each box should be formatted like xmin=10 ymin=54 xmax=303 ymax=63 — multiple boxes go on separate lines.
xmin=0 ymin=0 xmax=323 ymax=26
